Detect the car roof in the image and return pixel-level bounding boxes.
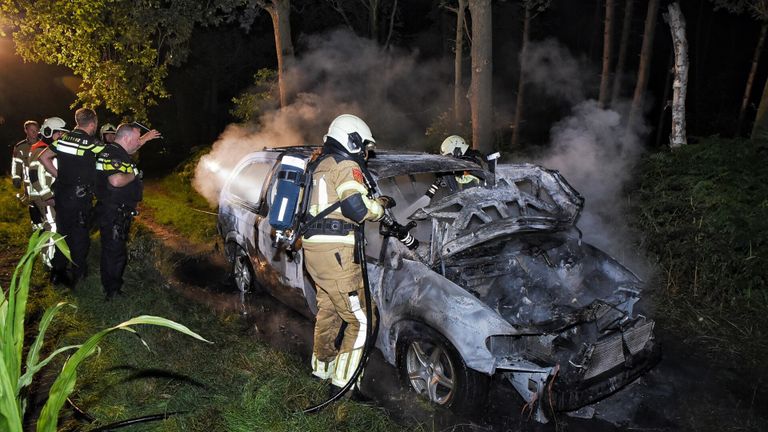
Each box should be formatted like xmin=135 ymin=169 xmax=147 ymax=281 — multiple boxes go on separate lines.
xmin=260 ymin=146 xmax=481 ymax=178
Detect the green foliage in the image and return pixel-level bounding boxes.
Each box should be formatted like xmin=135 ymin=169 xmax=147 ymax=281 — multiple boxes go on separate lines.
xmin=0 ymin=232 xmax=209 ymax=432
xmin=0 ymin=0 xmax=261 ymax=120
xmin=230 ymin=68 xmax=279 ymax=123
xmin=632 ymin=137 xmax=768 ymax=360
xmin=0 ymin=179 xmax=29 ymax=249
xmin=142 ymin=173 xmax=218 ymax=243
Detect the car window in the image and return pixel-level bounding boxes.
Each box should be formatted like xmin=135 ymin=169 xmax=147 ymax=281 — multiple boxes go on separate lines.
xmin=228 ymin=160 xmax=274 ymax=206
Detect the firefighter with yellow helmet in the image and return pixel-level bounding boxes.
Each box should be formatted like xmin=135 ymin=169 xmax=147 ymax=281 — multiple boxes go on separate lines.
xmin=302 ymin=114 xmax=398 ymax=397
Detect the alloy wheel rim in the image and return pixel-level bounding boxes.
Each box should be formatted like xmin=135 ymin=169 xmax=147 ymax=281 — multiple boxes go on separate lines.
xmin=233 ymin=254 xmax=251 ymax=293
xmin=405 ymin=340 xmax=455 ymax=405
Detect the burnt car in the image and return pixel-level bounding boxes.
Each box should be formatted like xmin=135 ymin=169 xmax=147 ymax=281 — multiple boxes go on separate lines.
xmin=217 ymin=147 xmax=659 ymax=423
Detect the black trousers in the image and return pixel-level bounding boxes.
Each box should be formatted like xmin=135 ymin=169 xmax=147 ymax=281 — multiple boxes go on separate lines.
xmin=98 ymin=203 xmax=133 ymax=294
xmin=51 ymin=186 xmax=92 ymax=281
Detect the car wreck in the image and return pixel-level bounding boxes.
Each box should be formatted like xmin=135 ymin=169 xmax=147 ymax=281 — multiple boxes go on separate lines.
xmin=217 ymin=147 xmax=660 ymax=423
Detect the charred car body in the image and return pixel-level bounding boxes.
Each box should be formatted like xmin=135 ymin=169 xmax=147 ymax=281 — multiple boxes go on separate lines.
xmin=217 ymin=147 xmax=659 ymax=422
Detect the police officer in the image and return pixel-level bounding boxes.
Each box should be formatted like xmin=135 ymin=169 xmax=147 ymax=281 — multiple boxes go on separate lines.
xmin=11 ymin=120 xmax=41 ymax=226
xmin=302 ymin=114 xmax=408 ymax=396
xmin=28 ymin=117 xmax=69 ymax=267
xmin=39 ymin=108 xmax=105 ymax=286
xmin=95 ymin=123 xmax=159 ymax=299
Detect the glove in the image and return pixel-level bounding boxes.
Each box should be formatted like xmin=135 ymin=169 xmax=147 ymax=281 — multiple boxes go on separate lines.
xmin=376 ymin=195 xmax=396 ymax=209
xmin=12 ymin=178 xmax=21 ymax=189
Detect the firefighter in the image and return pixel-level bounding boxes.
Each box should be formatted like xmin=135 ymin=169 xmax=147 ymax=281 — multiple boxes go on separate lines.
xmin=439 ymin=135 xmax=484 ymax=189
xmin=100 ymin=123 xmax=116 ymax=143
xmin=28 ymin=117 xmax=69 ymax=267
xmin=38 ymin=108 xmax=105 ymax=287
xmin=95 ymin=123 xmax=160 ymax=299
xmin=11 ymin=120 xmax=41 ymax=226
xmin=302 ymin=114 xmax=399 ymax=396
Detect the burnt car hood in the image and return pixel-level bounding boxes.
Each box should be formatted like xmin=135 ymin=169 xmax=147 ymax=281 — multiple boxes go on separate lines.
xmin=441 ymin=231 xmax=642 ymax=333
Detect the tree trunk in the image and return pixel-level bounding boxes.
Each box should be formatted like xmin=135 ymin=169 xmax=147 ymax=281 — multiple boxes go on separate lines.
xmin=599 ymin=0 xmax=614 ymax=107
xmin=628 ymin=0 xmax=659 ymax=129
xmin=611 ymin=0 xmax=633 ymax=105
xmin=469 ymin=0 xmax=493 ymax=153
xmin=369 ymin=0 xmax=381 ymax=40
xmin=511 ymin=5 xmax=530 ymax=149
xmin=737 ymin=23 xmax=767 ymax=136
xmin=265 ymin=0 xmax=294 ymax=108
xmin=665 ymin=2 xmax=688 ymax=149
xmin=751 ymin=74 xmax=768 ymax=139
xmin=454 ymin=0 xmax=468 ymax=126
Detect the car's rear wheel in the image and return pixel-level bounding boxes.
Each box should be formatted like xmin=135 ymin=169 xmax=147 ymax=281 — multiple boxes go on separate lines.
xmin=396 ymin=324 xmax=489 ymax=415
xmin=232 ymin=245 xmax=255 ymax=293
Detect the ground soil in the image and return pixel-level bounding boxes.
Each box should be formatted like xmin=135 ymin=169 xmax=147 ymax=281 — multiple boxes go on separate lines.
xmin=135 ymin=208 xmax=768 ymax=432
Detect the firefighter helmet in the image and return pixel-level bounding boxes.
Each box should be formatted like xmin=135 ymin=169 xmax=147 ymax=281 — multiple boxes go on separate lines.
xmin=324 ymin=114 xmax=375 ymax=154
xmin=40 ymin=117 xmax=69 ymax=139
xmin=100 ymin=123 xmax=117 ymax=141
xmin=440 ymin=135 xmax=469 ymax=156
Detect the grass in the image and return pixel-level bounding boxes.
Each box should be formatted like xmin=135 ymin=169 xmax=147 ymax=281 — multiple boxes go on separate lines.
xmin=631 ymin=136 xmax=768 ymax=366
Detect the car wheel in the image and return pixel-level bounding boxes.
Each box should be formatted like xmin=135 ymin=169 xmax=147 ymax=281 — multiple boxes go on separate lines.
xmin=396 ymin=324 xmax=489 ymax=415
xmin=232 ymin=246 xmax=255 ymax=294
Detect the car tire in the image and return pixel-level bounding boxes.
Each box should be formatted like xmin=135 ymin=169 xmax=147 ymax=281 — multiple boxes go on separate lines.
xmin=396 ymin=323 xmax=489 ymax=415
xmin=231 ymin=245 xmax=257 ymax=294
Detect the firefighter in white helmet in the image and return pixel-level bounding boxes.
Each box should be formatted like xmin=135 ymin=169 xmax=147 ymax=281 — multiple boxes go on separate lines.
xmin=302 ymin=114 xmax=413 ymax=398
xmin=100 ymin=123 xmax=117 ymax=143
xmin=440 ymin=135 xmax=484 ymax=188
xmin=28 ymin=117 xmax=68 ymax=267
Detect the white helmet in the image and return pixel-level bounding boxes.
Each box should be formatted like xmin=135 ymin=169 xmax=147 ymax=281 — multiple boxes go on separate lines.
xmin=441 ymin=135 xmax=469 ymax=156
xmin=100 ymin=123 xmax=117 ymax=140
xmin=40 ymin=117 xmax=69 ymax=139
xmin=324 ymin=114 xmax=375 ymax=154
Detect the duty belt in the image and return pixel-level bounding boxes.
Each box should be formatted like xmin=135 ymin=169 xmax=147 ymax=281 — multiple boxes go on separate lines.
xmin=304 ymin=218 xmax=358 ymax=238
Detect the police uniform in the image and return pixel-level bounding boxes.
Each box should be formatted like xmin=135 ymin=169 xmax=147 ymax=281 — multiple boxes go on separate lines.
xmin=95 ymin=142 xmax=142 ymax=298
xmin=48 ymin=128 xmax=105 ymax=283
xmin=302 ymin=150 xmax=384 ymax=388
xmin=28 ymin=139 xmax=57 ymax=266
xmin=11 ymin=137 xmax=42 ymax=226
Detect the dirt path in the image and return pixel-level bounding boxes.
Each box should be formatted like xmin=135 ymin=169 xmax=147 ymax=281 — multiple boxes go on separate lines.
xmin=135 ymin=209 xmax=768 ymax=432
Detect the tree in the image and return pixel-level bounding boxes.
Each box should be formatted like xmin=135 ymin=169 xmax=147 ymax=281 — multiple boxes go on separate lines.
xmin=628 ymin=0 xmax=660 ymax=129
xmin=712 ymin=0 xmax=768 ymax=136
xmin=443 ymin=0 xmax=469 ymax=126
xmin=611 ymin=0 xmax=634 ymax=105
xmin=510 ymin=0 xmax=550 ymax=149
xmin=599 ymin=0 xmax=615 ymax=107
xmin=665 ymin=2 xmax=689 ymax=148
xmin=257 ymin=0 xmax=294 ymax=108
xmin=469 ymin=0 xmax=493 ymax=153
xmin=325 ymin=0 xmax=400 ymax=45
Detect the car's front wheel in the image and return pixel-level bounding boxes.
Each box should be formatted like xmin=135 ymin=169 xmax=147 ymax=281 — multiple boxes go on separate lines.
xmin=396 ymin=324 xmax=489 ymax=415
xmin=232 ymin=245 xmax=256 ymax=294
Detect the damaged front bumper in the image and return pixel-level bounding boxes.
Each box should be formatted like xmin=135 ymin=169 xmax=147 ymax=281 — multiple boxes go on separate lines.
xmin=491 ymin=316 xmax=660 ymax=423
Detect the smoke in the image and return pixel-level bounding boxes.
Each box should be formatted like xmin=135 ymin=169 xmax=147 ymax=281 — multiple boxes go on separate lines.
xmin=525 ymin=39 xmax=652 ymax=278
xmin=194 ymin=29 xmax=451 ymax=207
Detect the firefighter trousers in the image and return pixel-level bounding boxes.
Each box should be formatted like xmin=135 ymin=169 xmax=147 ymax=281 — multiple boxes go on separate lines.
xmin=32 ymin=199 xmax=56 ymax=267
xmin=303 ymin=241 xmax=376 ymax=387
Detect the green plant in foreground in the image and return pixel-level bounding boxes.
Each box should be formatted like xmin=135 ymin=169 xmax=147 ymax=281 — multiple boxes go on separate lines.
xmin=0 ymin=231 xmax=211 ymax=432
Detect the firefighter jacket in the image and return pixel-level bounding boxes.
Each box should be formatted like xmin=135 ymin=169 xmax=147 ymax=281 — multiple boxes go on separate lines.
xmin=95 ymin=143 xmax=143 ymax=208
xmin=11 ymin=138 xmax=33 ymax=194
xmin=28 ymin=141 xmax=55 ymax=202
xmin=50 ymin=128 xmax=105 ymax=189
xmin=302 ymin=154 xmax=383 ymax=246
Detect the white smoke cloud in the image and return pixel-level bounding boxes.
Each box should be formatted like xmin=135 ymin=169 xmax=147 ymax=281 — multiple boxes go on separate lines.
xmin=194 ymin=29 xmax=452 ymax=207
xmin=525 ymin=40 xmax=653 ymax=277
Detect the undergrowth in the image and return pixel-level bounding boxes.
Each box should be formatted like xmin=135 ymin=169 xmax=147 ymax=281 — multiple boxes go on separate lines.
xmin=632 ymin=136 xmax=768 ymax=365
